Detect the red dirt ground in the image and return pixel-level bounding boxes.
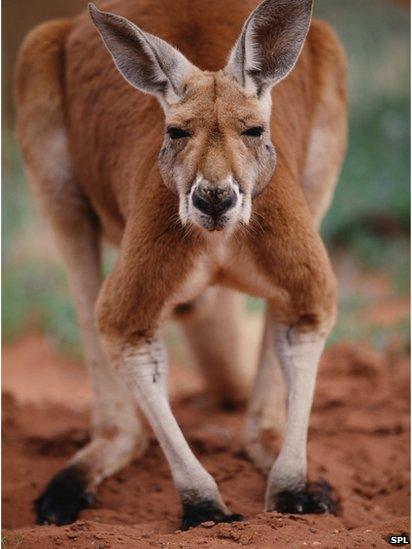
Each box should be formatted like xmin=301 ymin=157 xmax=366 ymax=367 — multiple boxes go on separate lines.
xmin=2 ymin=334 xmax=410 ymax=548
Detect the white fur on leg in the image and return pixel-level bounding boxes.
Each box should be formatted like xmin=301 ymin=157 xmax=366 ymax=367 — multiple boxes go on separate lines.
xmin=265 ymin=322 xmax=326 ymax=509
xmin=113 ymin=335 xmax=228 ymax=507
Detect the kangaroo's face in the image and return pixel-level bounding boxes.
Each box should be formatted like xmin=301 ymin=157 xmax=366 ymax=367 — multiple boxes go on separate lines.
xmin=90 ymin=0 xmax=313 ymax=234
xmin=158 ymin=71 xmax=276 ymax=232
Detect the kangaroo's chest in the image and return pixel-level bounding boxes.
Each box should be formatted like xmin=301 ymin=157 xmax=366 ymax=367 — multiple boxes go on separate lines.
xmin=167 ymin=238 xmax=282 ymax=313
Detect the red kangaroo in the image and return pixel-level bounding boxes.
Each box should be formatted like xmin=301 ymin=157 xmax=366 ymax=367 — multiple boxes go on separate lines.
xmin=15 ymin=0 xmax=347 ymax=529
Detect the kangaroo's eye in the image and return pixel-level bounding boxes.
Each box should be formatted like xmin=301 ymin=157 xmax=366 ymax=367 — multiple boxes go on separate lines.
xmin=167 ymin=127 xmax=191 ymax=139
xmin=242 ymin=126 xmax=264 ymax=137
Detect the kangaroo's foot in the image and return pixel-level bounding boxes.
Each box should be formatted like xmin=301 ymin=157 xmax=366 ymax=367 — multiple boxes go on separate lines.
xmin=34 ymin=430 xmax=148 ymax=525
xmin=181 ymin=497 xmax=245 ymax=530
xmin=266 ymin=479 xmax=338 ymax=515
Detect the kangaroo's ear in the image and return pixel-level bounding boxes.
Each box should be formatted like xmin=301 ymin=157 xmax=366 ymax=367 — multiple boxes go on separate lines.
xmin=89 ymin=3 xmax=194 ymax=106
xmin=225 ymin=0 xmax=313 ymax=95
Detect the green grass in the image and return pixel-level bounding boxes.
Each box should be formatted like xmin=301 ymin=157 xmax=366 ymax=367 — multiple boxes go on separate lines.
xmin=2 ymin=257 xmax=77 ymax=348
xmin=2 ymin=0 xmax=409 ymax=355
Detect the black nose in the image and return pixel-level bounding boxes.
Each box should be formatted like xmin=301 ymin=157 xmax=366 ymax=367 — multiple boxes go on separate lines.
xmin=192 ymin=186 xmax=237 ymax=218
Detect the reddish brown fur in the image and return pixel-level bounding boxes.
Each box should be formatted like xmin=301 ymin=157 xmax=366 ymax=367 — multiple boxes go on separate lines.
xmin=14 ymin=0 xmax=346 ymax=348
xmin=14 ymin=0 xmax=348 ymax=526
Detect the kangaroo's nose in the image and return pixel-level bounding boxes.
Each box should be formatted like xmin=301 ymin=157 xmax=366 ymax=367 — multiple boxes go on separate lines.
xmin=192 ymin=185 xmax=237 ymax=218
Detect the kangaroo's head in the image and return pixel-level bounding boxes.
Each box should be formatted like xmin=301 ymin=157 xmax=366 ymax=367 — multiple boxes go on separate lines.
xmin=90 ymin=0 xmax=313 ymax=234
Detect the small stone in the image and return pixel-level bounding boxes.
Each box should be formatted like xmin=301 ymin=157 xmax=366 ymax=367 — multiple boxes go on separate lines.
xmin=201 ymin=521 xmax=215 ymax=528
xmin=239 ymin=534 xmax=253 ymax=545
xmin=309 ymin=528 xmax=317 ymax=534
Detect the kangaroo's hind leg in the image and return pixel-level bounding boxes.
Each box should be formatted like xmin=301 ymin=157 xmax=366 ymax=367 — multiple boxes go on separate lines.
xmin=14 ymin=20 xmax=148 ymax=526
xmin=32 ymin=200 xmax=148 ymax=525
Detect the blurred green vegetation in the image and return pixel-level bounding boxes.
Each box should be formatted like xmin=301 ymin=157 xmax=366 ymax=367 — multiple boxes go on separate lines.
xmin=2 ymin=0 xmax=410 ymax=355
xmin=318 ymin=2 xmax=410 ymax=261
xmin=316 ymin=0 xmax=410 ymax=352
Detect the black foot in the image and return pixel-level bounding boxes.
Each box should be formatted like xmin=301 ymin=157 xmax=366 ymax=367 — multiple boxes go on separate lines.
xmin=181 ymin=499 xmax=245 ymax=530
xmin=273 ymin=480 xmax=338 ymax=515
xmin=34 ymin=465 xmax=94 ymax=525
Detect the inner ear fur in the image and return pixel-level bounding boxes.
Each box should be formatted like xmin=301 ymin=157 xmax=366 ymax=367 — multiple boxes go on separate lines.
xmin=89 ymin=2 xmax=194 ymax=104
xmin=225 ymin=0 xmax=313 ymax=94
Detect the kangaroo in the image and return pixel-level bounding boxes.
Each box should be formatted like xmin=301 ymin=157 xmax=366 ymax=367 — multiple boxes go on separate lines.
xmin=14 ymin=0 xmax=347 ymax=529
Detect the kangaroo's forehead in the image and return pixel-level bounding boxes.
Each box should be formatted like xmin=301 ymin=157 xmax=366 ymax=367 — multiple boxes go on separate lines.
xmin=167 ymin=71 xmax=267 ymax=128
